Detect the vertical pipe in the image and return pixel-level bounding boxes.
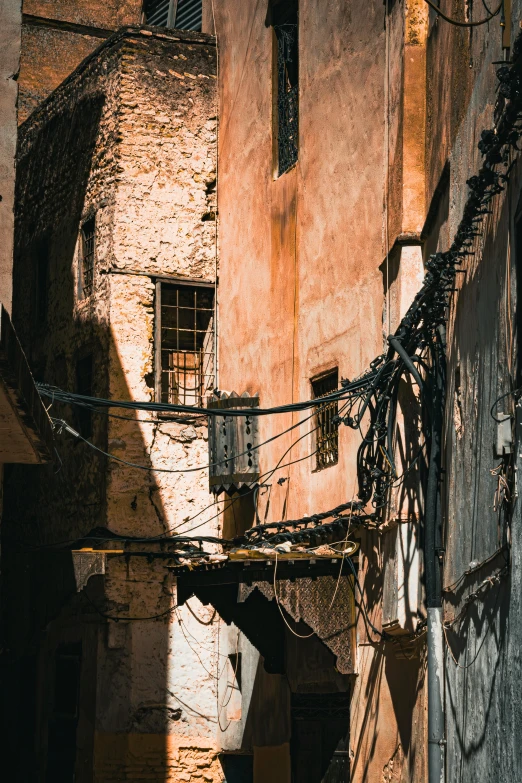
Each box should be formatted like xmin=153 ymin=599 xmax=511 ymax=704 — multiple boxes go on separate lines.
xmin=425 ymin=329 xmax=445 ymax=783
xmin=428 ymin=607 xmax=445 ymax=783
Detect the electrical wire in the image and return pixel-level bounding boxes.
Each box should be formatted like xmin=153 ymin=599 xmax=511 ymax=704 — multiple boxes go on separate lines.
xmin=423 ymin=0 xmax=502 ymax=28
xmin=51 ymin=401 xmax=324 ymax=476
xmin=37 ymin=379 xmax=366 ymax=417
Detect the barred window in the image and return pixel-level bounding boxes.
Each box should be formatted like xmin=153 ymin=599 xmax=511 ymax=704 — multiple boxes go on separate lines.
xmin=272 ymin=0 xmax=299 ymax=176
xmin=143 ymin=0 xmax=202 ymax=31
xmin=80 ymin=217 xmax=95 ymax=299
xmin=156 ymin=282 xmax=215 ymax=407
xmin=312 ymin=369 xmax=339 ymax=471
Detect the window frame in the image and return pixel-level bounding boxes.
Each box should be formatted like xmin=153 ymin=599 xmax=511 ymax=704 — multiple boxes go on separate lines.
xmin=311 ymin=368 xmax=339 ymax=472
xmin=142 ymin=0 xmax=203 ymax=31
xmin=79 ymin=215 xmax=96 ymax=300
xmin=154 ymin=277 xmax=215 ymax=407
xmin=271 ymin=0 xmax=299 ymax=177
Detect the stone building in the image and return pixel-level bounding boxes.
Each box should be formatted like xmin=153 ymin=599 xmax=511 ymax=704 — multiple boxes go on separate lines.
xmin=3 ymin=1 xmax=522 ymax=783
xmin=17 ymin=0 xmax=215 ymax=122
xmin=2 ymin=24 xmax=223 ymax=782
xmin=182 ymin=0 xmax=522 ymax=781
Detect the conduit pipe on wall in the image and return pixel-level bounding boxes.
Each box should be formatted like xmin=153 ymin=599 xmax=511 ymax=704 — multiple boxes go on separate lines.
xmin=425 ymin=326 xmax=446 ymax=783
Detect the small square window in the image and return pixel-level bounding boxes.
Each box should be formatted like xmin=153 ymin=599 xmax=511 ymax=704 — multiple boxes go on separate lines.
xmin=156 ymin=282 xmax=215 ymax=406
xmin=80 ymin=217 xmax=95 ymax=299
xmin=312 ymin=369 xmax=339 ymax=471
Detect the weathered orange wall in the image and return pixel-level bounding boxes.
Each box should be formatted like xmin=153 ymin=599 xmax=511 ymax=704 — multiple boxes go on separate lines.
xmin=213 ymin=1 xmax=427 ymax=781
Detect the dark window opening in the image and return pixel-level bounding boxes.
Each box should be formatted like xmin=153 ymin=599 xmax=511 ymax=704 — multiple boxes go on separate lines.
xmin=143 ymin=0 xmax=202 ymax=30
xmin=45 ymin=643 xmax=82 ymax=783
xmin=80 ymin=217 xmax=95 ymax=299
xmin=312 ymin=369 xmax=339 ymax=471
xmin=219 ymin=754 xmax=253 ymax=783
xmin=76 ymin=355 xmax=93 ymax=438
xmin=157 ymin=283 xmax=215 ymax=406
xmin=291 ymin=692 xmax=350 ymax=783
xmin=36 ymin=243 xmax=49 ymax=323
xmin=272 ymin=0 xmax=299 ymax=176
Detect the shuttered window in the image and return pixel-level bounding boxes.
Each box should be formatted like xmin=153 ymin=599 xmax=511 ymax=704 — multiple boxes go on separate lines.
xmin=175 ymin=0 xmax=202 ymax=30
xmin=143 ymin=0 xmax=171 ymax=26
xmin=143 ymin=0 xmax=202 ymax=31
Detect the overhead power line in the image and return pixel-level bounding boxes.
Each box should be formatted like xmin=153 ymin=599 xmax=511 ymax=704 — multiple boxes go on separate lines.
xmin=423 ymin=0 xmax=502 ymax=27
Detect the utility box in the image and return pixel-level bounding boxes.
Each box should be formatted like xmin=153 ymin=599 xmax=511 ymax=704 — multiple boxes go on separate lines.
xmin=495 ymin=413 xmax=513 ymax=458
xmin=208 ymin=391 xmax=260 ymax=495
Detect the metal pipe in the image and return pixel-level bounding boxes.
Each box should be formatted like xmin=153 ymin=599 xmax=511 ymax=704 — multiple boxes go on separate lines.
xmin=428 ymin=607 xmax=445 ymax=783
xmin=425 ymin=330 xmax=445 ymax=783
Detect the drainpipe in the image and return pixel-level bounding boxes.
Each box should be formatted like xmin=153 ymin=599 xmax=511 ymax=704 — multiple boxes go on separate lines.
xmin=425 ymin=327 xmax=445 ymax=783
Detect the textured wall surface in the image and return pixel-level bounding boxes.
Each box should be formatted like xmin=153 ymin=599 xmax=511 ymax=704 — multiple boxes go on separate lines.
xmin=426 ymin=4 xmax=522 ymax=780
xmin=0 ymin=0 xmax=22 ymax=311
xmin=18 ymin=0 xmax=143 ymax=122
xmin=4 ymin=27 xmax=223 ymax=783
xmin=213 ymin=2 xmax=427 ymax=781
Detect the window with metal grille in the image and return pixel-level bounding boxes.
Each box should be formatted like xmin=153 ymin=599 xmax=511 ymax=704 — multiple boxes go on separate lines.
xmin=80 ymin=217 xmax=95 ymax=299
xmin=143 ymin=0 xmax=202 ymax=30
xmin=76 ymin=355 xmax=93 ymax=438
xmin=272 ymin=0 xmax=299 ymax=176
xmin=156 ymin=282 xmax=214 ymax=406
xmin=312 ymin=369 xmax=339 ymax=470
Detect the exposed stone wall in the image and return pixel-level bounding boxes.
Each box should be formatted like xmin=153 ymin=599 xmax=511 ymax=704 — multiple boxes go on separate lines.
xmin=5 ymin=28 xmax=222 ymax=783
xmin=19 ymin=24 xmax=107 ymax=123
xmin=18 ymin=0 xmax=143 ymax=122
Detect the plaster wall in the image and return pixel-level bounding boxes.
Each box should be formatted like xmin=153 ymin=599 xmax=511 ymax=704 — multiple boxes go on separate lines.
xmin=213 ymin=1 xmax=427 ymax=781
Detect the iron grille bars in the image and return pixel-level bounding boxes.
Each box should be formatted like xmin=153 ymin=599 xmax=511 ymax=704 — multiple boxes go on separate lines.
xmin=159 ymin=284 xmax=214 ymax=406
xmin=312 ymin=370 xmax=339 ymax=470
xmin=274 ymin=15 xmax=299 ymax=175
xmin=80 ymin=217 xmax=95 ymax=298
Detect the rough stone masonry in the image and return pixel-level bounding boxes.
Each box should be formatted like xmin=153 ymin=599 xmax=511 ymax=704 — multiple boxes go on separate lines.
xmin=6 ymin=26 xmax=225 ymax=782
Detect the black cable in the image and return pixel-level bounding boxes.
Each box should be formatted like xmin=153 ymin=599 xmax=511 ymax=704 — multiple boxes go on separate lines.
xmin=423 ymin=0 xmax=502 ymax=27
xmin=490 ymin=387 xmax=520 ymax=422
xmin=38 ymin=377 xmax=373 ymax=418
xmin=51 ymin=400 xmax=325 ymax=476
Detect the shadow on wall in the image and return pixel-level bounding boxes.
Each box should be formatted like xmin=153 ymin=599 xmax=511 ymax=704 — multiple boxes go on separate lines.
xmin=0 ymin=93 xmax=174 ymax=783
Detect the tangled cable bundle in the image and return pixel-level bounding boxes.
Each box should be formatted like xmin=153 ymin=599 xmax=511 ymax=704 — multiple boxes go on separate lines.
xmin=36 ymin=33 xmax=522 ymax=547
